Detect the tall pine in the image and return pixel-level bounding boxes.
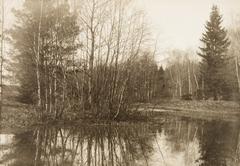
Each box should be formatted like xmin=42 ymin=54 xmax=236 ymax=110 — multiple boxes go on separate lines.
xmin=198 ymin=5 xmax=231 ymax=100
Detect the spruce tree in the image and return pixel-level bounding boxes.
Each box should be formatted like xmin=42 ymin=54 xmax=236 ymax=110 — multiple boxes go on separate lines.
xmin=198 ymin=5 xmax=230 ymax=100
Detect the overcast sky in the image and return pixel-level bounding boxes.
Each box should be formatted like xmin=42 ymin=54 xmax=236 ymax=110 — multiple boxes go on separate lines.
xmin=136 ymin=0 xmax=240 ymax=63
xmin=3 ymin=0 xmax=240 ymax=63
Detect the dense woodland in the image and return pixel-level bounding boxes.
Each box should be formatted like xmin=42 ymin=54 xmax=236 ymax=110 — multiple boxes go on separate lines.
xmin=1 ymin=0 xmax=240 ymax=120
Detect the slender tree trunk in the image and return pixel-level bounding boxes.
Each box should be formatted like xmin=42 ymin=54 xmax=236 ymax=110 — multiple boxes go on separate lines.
xmin=36 ymin=0 xmax=43 ymax=111
xmin=188 ymin=61 xmax=192 ymax=95
xmin=36 ymin=64 xmax=41 ymax=106
xmin=193 ymin=73 xmax=199 ymax=90
xmin=88 ymin=31 xmax=94 ymax=108
xmin=192 ymin=60 xmax=199 ymax=96
xmin=178 ymin=75 xmax=182 ymax=97
xmin=0 ymin=0 xmax=4 ymax=114
xmin=53 ymin=20 xmax=59 ymax=119
xmin=87 ymin=0 xmax=96 ymax=109
xmin=53 ymin=69 xmax=57 ymax=117
xmin=235 ymin=56 xmax=240 ymax=93
xmin=59 ymin=69 xmax=66 ymax=119
xmin=202 ymin=77 xmax=205 ymax=99
xmin=45 ymin=58 xmax=48 ymax=112
xmin=49 ymin=75 xmax=52 ymax=113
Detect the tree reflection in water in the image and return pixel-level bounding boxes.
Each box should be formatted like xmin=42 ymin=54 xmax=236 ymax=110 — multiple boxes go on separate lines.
xmin=1 ymin=116 xmax=240 ymax=166
xmin=1 ymin=124 xmax=156 ymax=166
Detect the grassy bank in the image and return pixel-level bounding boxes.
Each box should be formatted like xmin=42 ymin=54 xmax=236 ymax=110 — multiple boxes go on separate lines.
xmin=0 ymin=85 xmax=149 ymax=131
xmin=138 ymin=99 xmax=240 ymax=122
xmin=0 ymin=85 xmax=36 ymax=132
xmin=152 ymin=99 xmax=240 ymax=112
xmin=1 ymin=85 xmax=240 ymax=132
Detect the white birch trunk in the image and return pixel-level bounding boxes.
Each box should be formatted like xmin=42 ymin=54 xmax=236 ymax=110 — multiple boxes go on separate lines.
xmin=36 ymin=0 xmax=43 ymax=109
xmin=235 ymin=56 xmax=240 ymax=93
xmin=0 ymin=0 xmax=4 ymax=111
xmin=188 ymin=61 xmax=192 ymax=94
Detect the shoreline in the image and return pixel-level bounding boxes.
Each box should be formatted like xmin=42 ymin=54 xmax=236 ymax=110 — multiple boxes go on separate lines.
xmin=139 ymin=100 xmax=240 ymax=122
xmin=1 ymin=95 xmax=240 ymax=132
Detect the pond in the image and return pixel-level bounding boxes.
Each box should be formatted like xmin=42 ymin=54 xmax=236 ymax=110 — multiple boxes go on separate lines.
xmin=0 ymin=115 xmax=240 ymax=166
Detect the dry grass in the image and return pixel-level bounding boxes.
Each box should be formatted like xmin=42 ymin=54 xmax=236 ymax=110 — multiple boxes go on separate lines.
xmin=135 ymin=99 xmax=239 ymax=113
xmin=0 ymin=85 xmax=36 ymax=131
xmin=135 ymin=99 xmax=240 ymax=122
xmin=153 ymin=99 xmax=240 ymax=113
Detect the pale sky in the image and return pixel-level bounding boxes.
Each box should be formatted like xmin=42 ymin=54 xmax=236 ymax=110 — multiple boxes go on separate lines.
xmin=3 ymin=0 xmax=240 ymax=63
xmin=137 ymin=0 xmax=240 ymax=62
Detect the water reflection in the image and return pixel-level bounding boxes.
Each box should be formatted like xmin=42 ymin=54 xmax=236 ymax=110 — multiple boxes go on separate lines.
xmin=0 ymin=116 xmax=240 ymax=166
xmin=0 ymin=134 xmax=15 ymax=166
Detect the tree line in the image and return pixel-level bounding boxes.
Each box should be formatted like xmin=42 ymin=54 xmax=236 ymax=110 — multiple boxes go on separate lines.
xmin=9 ymin=0 xmax=164 ymax=120
xmin=8 ymin=1 xmax=240 ymax=120
xmin=164 ymin=6 xmax=240 ymax=101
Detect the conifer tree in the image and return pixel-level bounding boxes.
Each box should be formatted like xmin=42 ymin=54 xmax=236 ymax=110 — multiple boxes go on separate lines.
xmin=198 ymin=5 xmax=231 ymax=100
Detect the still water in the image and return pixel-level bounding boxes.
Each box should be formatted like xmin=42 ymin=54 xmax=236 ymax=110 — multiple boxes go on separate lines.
xmin=0 ymin=115 xmax=240 ymax=166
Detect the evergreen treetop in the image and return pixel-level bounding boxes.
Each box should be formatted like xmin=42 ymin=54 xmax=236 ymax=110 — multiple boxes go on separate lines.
xmin=198 ymin=5 xmax=231 ymax=100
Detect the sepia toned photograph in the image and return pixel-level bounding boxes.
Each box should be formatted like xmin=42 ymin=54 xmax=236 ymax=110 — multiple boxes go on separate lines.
xmin=0 ymin=0 xmax=240 ymax=165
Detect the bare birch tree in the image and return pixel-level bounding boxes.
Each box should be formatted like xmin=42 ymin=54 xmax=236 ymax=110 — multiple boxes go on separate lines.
xmin=0 ymin=0 xmax=4 ymax=113
xmin=11 ymin=0 xmax=156 ymax=120
xmin=36 ymin=0 xmax=43 ymax=111
xmin=165 ymin=49 xmax=200 ymax=99
xmin=229 ymin=23 xmax=240 ymax=93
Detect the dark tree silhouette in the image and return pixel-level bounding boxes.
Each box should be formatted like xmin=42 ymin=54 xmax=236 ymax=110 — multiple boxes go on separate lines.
xmin=198 ymin=5 xmax=231 ymax=100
